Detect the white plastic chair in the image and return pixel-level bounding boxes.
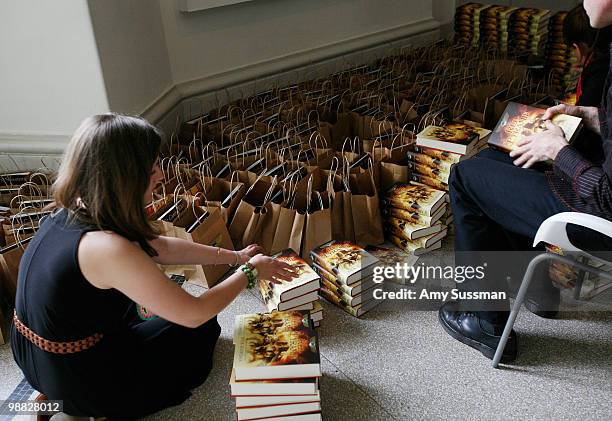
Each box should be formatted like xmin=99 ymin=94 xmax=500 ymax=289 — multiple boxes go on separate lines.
xmin=492 ymin=212 xmax=612 ymax=367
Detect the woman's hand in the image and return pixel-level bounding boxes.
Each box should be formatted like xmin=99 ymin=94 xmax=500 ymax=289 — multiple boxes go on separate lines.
xmin=249 ymin=253 xmax=297 ymax=284
xmin=543 ymin=104 xmax=600 ymax=134
xmin=238 ymin=244 xmax=263 ymax=264
xmin=509 ymin=120 xmax=569 ymax=168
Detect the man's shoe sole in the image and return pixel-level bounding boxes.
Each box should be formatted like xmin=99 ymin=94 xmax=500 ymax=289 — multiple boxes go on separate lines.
xmin=438 ymin=311 xmax=517 ymax=363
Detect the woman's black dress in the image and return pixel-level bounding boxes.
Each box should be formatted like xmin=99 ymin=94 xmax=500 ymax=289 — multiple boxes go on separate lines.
xmin=10 ymin=209 xmax=221 ymax=420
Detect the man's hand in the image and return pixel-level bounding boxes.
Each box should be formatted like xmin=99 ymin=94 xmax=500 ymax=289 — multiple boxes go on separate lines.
xmin=509 ymin=120 xmax=569 ymax=168
xmin=543 ymin=104 xmax=600 ymax=135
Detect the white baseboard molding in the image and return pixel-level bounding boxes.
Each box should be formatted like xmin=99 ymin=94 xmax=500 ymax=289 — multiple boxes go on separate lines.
xmin=142 ymin=17 xmax=440 ymax=125
xmin=0 ymin=133 xmax=69 ymax=155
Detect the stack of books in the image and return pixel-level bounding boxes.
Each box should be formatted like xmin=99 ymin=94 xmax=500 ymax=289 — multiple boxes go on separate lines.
xmin=231 ymin=310 xmax=322 ymax=420
xmin=383 ymin=183 xmax=449 ymax=255
xmin=546 ymin=11 xmax=579 ymax=95
xmin=411 ymin=123 xmax=491 ymax=191
xmin=310 ymin=241 xmax=381 ymax=318
xmin=257 ymin=249 xmax=321 ymax=321
xmin=365 ymin=243 xmax=418 ymax=285
xmin=480 ymin=5 xmax=518 ymax=53
xmin=455 ymin=3 xmax=489 ymax=47
xmin=509 ymin=7 xmax=550 ymax=56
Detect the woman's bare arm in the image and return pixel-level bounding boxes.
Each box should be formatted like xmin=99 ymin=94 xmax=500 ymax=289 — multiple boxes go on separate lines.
xmin=148 ymin=235 xmax=258 ymax=266
xmin=78 ymin=231 xmax=248 ymax=328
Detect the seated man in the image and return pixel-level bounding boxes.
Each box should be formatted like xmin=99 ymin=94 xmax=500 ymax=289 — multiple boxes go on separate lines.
xmin=438 ymin=0 xmax=612 ymax=363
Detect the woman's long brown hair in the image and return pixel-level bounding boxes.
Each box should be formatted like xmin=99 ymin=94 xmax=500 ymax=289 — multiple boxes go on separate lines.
xmin=52 ymin=113 xmax=162 ymax=256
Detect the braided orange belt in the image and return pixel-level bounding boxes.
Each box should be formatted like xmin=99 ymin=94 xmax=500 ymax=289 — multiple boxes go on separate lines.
xmin=13 ymin=310 xmax=103 ymax=354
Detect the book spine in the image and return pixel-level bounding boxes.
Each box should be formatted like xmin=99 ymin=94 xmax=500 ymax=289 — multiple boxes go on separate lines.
xmin=386 ymin=217 xmax=418 ymax=240
xmin=313 ymin=266 xmax=356 ymax=295
xmin=319 ymin=286 xmax=360 ymax=317
xmin=410 ymin=173 xmax=449 ymax=192
xmin=388 ymin=233 xmax=421 ymax=254
xmin=413 ymin=146 xmax=461 ymax=164
xmin=408 ymin=162 xmax=450 ymax=184
xmin=406 ymin=151 xmax=453 ymax=172
xmin=387 ymin=225 xmax=419 ymax=245
xmin=309 ymin=252 xmax=341 ymax=282
xmin=383 ymin=206 xmax=433 ymax=226
xmin=384 ymin=197 xmax=419 ymax=214
xmin=320 ymin=278 xmax=356 ymax=306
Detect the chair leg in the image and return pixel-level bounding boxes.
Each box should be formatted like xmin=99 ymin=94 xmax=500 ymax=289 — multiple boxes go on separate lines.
xmin=492 ymin=253 xmax=549 ymax=368
xmin=573 ymin=256 xmax=588 ymax=300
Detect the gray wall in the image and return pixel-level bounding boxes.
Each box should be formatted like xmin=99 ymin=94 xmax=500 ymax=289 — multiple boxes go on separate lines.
xmin=88 ymin=0 xmax=173 ymax=116
xmin=157 ymin=0 xmax=435 ymax=83
xmin=0 ymin=0 xmax=109 ymax=137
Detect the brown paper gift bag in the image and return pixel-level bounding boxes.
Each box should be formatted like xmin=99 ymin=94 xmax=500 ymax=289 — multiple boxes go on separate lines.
xmin=372 ymin=133 xmax=413 ymax=193
xmin=196 ymin=168 xmax=245 ymax=224
xmin=153 ymin=200 xmax=197 ymax=281
xmin=184 ymin=207 xmax=234 ymax=288
xmin=465 ymin=79 xmax=506 ymax=129
xmin=330 ymin=112 xmax=356 ymax=150
xmin=339 ymin=157 xmax=355 ymax=242
xmin=306 ymin=131 xmax=335 ymax=170
xmin=228 ymin=176 xmax=278 ymax=249
xmin=265 ymin=171 xmax=305 ymax=255
xmin=320 ymin=158 xmax=345 ymax=241
xmin=349 ymin=157 xmax=384 ymax=246
xmin=300 ymin=175 xmax=332 ymax=260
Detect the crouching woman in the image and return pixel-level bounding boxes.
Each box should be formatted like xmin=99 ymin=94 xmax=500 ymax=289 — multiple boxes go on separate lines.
xmin=10 ymin=113 xmax=294 ymax=420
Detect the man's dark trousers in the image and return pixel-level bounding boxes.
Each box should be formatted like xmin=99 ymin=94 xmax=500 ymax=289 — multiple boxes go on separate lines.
xmin=449 ymin=148 xmax=570 ymax=325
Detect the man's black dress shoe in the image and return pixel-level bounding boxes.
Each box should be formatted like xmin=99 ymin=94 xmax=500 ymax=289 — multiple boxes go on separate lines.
xmin=438 ymin=301 xmax=518 ymax=363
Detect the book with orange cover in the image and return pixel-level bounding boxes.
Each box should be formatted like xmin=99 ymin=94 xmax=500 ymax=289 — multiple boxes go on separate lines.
xmin=410 ymin=173 xmax=449 ymax=192
xmin=488 ymin=102 xmax=582 ymax=153
xmin=319 ymin=285 xmax=381 ymax=318
xmin=233 ymin=310 xmax=321 ymax=381
xmin=387 ymin=229 xmax=447 ymax=256
xmin=383 ymin=204 xmax=447 ymax=227
xmin=407 ymin=162 xmax=450 ymax=184
xmin=384 ymin=182 xmax=447 ymax=217
xmin=412 ymin=145 xmax=463 ymax=164
xmin=406 ymin=150 xmax=454 ymax=172
xmin=386 ymin=217 xmax=444 ymax=241
xmin=416 ymin=123 xmax=491 ymax=155
xmin=257 ymin=249 xmax=320 ymax=312
xmin=309 ymin=240 xmax=379 ymax=285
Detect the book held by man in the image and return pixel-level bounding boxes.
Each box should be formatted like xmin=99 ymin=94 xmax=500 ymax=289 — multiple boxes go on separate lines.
xmin=488 ymin=102 xmax=582 ymax=153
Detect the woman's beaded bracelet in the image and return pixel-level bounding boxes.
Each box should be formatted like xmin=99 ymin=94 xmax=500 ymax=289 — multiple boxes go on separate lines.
xmin=239 ymin=262 xmax=258 ymax=289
